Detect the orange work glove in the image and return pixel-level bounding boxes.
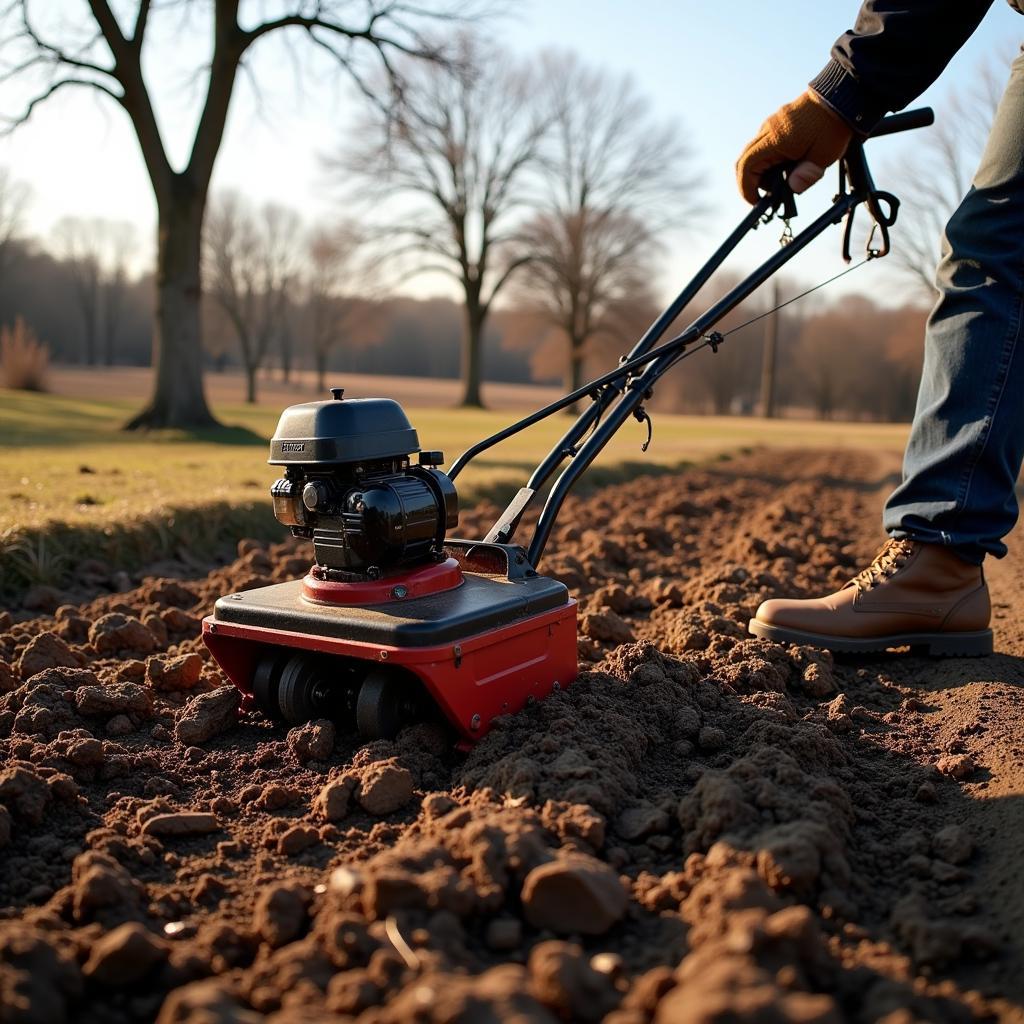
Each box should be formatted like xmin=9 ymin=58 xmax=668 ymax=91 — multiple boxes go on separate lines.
xmin=736 ymin=90 xmax=855 ymax=205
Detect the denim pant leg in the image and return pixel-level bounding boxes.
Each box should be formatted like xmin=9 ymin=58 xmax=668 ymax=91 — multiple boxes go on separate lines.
xmin=883 ymin=48 xmax=1024 ymax=565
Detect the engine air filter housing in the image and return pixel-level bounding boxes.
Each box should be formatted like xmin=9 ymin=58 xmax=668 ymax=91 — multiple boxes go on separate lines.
xmin=268 ymin=389 xmax=458 ymax=578
xmin=269 ymin=389 xmax=420 ymax=465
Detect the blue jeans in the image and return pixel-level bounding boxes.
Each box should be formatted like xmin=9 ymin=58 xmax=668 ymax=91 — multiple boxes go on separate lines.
xmin=884 ymin=47 xmax=1024 ymax=565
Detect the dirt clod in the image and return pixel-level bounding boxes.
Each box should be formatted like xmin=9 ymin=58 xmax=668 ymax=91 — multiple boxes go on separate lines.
xmin=522 ymin=852 xmax=628 ymax=935
xmin=356 ymin=760 xmax=415 ymax=816
xmin=173 ymin=686 xmax=239 ymax=745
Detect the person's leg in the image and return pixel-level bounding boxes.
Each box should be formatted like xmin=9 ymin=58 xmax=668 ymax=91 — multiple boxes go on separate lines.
xmin=883 ymin=47 xmax=1024 ymax=564
xmin=748 ymin=53 xmax=1024 ymax=656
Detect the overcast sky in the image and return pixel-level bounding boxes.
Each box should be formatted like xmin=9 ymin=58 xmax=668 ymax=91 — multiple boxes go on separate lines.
xmin=0 ymin=1 xmax=1017 ymax=307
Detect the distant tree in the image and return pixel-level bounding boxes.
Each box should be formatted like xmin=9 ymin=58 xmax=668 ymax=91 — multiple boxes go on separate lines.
xmin=204 ymin=193 xmax=301 ymax=403
xmin=0 ymin=1 xmax=475 ymax=428
xmin=52 ymin=217 xmax=103 ymax=365
xmin=794 ymin=295 xmax=927 ymax=421
xmin=889 ymin=55 xmax=1006 ymax=298
xmin=514 ymin=53 xmax=704 ymax=401
xmin=305 ymin=222 xmax=370 ymax=392
xmin=0 ymin=167 xmax=30 ymax=281
xmin=334 ymin=33 xmax=549 ymax=407
xmin=100 ymin=221 xmax=137 ymax=365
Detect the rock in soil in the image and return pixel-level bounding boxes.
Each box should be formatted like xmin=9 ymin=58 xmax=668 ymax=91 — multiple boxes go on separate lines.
xmin=173 ymin=686 xmax=239 ymax=745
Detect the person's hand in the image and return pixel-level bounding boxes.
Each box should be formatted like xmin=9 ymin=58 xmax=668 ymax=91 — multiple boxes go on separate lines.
xmin=736 ymin=90 xmax=854 ymax=205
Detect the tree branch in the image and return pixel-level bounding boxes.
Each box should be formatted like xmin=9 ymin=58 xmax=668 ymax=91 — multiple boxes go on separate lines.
xmin=1 ymin=76 xmax=121 ymax=134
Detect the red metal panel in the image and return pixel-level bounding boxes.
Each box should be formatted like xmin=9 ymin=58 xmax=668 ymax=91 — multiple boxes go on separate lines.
xmin=202 ymin=599 xmax=577 ymax=742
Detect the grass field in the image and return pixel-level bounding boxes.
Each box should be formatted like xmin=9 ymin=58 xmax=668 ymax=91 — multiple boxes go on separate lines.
xmin=0 ymin=386 xmax=909 ymax=598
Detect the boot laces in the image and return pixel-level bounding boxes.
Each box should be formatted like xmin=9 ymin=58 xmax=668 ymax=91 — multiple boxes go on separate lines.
xmin=850 ymin=538 xmax=916 ymax=594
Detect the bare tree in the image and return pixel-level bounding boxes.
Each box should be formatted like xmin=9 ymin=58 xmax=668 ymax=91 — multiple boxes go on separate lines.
xmin=305 ymin=222 xmax=369 ymax=392
xmin=53 ymin=217 xmax=103 ymax=365
xmin=0 ymin=2 xmax=473 ymax=428
xmin=100 ymin=221 xmax=137 ymax=365
xmin=513 ymin=53 xmax=704 ymax=400
xmin=888 ymin=55 xmax=1006 ymax=297
xmin=335 ymin=33 xmax=549 ymax=407
xmin=204 ymin=193 xmax=302 ymax=404
xmin=0 ymin=167 xmax=30 ymax=280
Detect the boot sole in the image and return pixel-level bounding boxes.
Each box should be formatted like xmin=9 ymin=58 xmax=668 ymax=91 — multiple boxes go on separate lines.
xmin=747 ymin=619 xmax=994 ymax=657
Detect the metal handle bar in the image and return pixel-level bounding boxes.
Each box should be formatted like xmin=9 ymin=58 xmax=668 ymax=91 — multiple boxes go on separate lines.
xmin=451 ymin=107 xmax=933 ymax=565
xmin=867 ymin=107 xmax=934 ymax=138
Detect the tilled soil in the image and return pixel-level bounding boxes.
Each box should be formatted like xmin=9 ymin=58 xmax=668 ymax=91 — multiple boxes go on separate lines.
xmin=1 ymin=447 xmax=1022 ymax=1023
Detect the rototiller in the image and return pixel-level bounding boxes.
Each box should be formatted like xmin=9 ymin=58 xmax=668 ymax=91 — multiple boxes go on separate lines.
xmin=203 ymin=107 xmax=933 ymax=743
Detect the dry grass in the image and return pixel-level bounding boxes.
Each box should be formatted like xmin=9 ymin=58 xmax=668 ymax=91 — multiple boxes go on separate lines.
xmin=1 ymin=318 xmax=49 ymax=392
xmin=0 ymin=384 xmax=909 ymax=602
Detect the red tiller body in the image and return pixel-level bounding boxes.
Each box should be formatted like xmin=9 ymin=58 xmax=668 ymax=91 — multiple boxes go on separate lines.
xmin=203 ymin=548 xmax=578 ymax=743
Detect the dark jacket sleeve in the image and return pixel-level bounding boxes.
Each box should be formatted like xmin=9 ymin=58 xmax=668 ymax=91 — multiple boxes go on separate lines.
xmin=809 ymin=0 xmax=994 ymax=134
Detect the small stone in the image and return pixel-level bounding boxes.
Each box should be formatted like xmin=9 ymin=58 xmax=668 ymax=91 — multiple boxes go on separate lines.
xmin=915 ymin=781 xmax=937 ymax=803
xmin=528 ymin=940 xmax=619 ymax=1020
xmin=287 ymin=718 xmax=336 ymax=763
xmin=160 ymin=608 xmax=198 ymax=633
xmin=253 ymin=883 xmax=308 ymax=948
xmin=314 ymin=777 xmax=356 ymax=822
xmin=277 ymin=825 xmax=320 ymax=856
xmin=141 ymin=812 xmax=219 ymax=838
xmin=174 ymin=687 xmax=239 ymax=745
xmin=697 ymin=726 xmax=727 ymax=751
xmin=522 ymin=853 xmax=627 ymax=936
xmin=67 ymin=737 xmax=105 ymax=767
xmin=617 ymin=804 xmax=670 ymax=842
xmin=580 ymin=611 xmax=634 ymax=645
xmin=106 ymin=715 xmax=134 ymax=737
xmin=84 ymin=922 xmax=167 ymax=985
xmin=936 ymin=753 xmax=976 ymax=781
xmin=76 ymin=682 xmax=153 ymax=717
xmin=356 ymin=761 xmax=415 ymax=816
xmin=421 ymin=793 xmax=457 ymax=818
xmin=801 ymin=660 xmax=837 ymax=697
xmin=932 ymin=824 xmax=973 ymax=865
xmin=146 ymin=653 xmax=203 ymax=692
xmin=0 ymin=661 xmax=16 ymax=694
xmin=256 ymin=784 xmax=301 ymax=811
xmin=0 ymin=765 xmax=52 ymax=824
xmin=89 ymin=613 xmax=157 ymax=656
xmin=17 ymin=632 xmax=78 ymax=679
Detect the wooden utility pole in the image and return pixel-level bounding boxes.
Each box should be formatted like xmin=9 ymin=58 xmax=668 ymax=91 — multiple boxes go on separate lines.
xmin=760 ymin=277 xmax=779 ymax=418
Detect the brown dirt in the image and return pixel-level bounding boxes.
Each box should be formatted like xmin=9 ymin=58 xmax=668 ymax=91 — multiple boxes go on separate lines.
xmin=1 ymin=447 xmax=1022 ymax=1023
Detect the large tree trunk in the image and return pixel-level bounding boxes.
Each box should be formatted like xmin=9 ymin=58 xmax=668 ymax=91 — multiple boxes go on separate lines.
xmin=564 ymin=333 xmax=585 ymax=414
xmin=460 ymin=305 xmax=484 ymax=408
xmin=124 ymin=190 xmax=218 ymax=430
xmin=567 ymin=337 xmax=585 ymax=392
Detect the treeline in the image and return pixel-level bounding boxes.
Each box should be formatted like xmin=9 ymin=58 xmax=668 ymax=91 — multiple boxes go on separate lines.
xmin=0 ymin=231 xmax=536 ymax=385
xmin=0 ymin=225 xmax=931 ymax=420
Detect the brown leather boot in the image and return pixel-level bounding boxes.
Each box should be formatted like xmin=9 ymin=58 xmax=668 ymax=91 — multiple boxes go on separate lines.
xmin=748 ymin=538 xmax=993 ymax=656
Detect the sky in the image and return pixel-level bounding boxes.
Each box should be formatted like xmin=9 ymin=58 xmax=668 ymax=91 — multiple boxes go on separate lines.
xmin=0 ymin=1 xmax=1018 ymax=310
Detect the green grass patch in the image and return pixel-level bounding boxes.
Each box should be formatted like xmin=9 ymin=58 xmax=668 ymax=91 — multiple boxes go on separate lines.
xmin=0 ymin=387 xmax=909 ymax=602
